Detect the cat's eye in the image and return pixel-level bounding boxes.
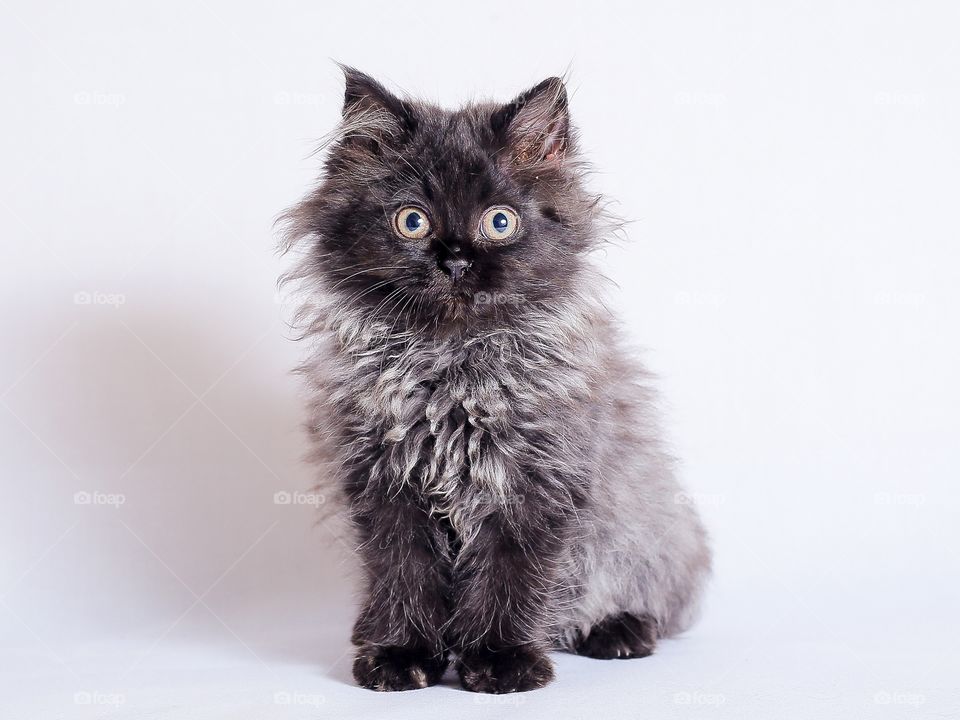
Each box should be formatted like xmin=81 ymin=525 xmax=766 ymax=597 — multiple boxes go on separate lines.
xmin=480 ymin=206 xmax=520 ymax=241
xmin=393 ymin=206 xmax=432 ymax=240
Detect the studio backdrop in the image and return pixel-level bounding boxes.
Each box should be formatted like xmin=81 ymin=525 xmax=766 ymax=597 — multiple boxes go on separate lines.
xmin=1 ymin=1 xmax=957 ymax=718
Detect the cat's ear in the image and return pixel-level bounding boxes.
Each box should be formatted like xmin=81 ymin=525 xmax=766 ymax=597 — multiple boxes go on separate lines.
xmin=491 ymin=77 xmax=570 ymax=166
xmin=339 ymin=65 xmax=417 ymax=139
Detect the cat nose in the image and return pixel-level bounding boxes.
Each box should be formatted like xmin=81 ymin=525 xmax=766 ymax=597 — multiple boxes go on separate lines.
xmin=439 ymin=242 xmax=472 ymax=282
xmin=442 ymin=257 xmax=472 ymax=282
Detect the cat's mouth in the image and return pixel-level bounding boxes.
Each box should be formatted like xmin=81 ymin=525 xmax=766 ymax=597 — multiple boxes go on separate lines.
xmin=444 ymin=284 xmax=475 ymax=304
xmin=425 ymin=279 xmax=484 ymax=314
xmin=425 ymin=269 xmax=513 ymax=316
xmin=434 ymin=267 xmax=477 ymax=300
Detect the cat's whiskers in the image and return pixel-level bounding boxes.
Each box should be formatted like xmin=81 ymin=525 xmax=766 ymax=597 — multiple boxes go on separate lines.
xmin=340 ymin=278 xmax=398 ymax=307
xmin=326 ymin=265 xmax=409 ymax=293
xmin=377 ymin=291 xmax=419 ymax=375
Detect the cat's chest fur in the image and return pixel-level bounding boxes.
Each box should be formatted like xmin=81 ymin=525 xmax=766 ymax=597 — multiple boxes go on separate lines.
xmin=356 ymin=333 xmax=523 ymax=516
xmin=317 ymin=300 xmax=600 ymax=526
xmin=325 ymin=308 xmax=594 ymax=523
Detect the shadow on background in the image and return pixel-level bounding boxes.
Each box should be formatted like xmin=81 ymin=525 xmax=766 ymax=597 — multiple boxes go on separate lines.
xmin=0 ymin=301 xmax=357 ymax=675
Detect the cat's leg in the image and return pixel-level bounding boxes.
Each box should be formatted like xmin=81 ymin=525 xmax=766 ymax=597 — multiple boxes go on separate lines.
xmin=572 ymin=612 xmax=658 ymax=659
xmin=448 ymin=503 xmax=571 ymax=693
xmin=349 ymin=487 xmax=452 ymax=691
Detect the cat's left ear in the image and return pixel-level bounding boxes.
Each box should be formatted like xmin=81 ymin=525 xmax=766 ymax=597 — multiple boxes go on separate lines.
xmin=491 ymin=77 xmax=570 ymax=166
xmin=338 ymin=65 xmax=417 ymax=140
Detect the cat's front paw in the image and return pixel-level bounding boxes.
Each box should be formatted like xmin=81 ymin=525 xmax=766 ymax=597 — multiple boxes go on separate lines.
xmin=457 ymin=645 xmax=554 ymax=693
xmin=352 ymin=644 xmax=448 ymax=691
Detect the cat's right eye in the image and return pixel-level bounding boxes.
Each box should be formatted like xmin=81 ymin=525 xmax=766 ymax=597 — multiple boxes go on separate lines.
xmin=393 ymin=206 xmax=432 ymax=240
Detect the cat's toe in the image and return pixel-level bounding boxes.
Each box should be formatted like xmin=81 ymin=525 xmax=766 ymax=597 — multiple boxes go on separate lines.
xmin=574 ymin=612 xmax=658 ymax=660
xmin=457 ymin=645 xmax=554 ymax=693
xmin=352 ymin=644 xmax=447 ymax=691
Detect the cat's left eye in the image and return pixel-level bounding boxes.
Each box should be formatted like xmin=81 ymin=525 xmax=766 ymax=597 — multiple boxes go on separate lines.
xmin=393 ymin=206 xmax=432 ymax=240
xmin=479 ymin=206 xmax=520 ymax=241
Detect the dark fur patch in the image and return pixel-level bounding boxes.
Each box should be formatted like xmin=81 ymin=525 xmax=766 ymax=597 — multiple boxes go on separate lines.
xmin=573 ymin=613 xmax=658 ymax=659
xmin=353 ymin=644 xmax=448 ymax=691
xmin=457 ymin=644 xmax=554 ymax=694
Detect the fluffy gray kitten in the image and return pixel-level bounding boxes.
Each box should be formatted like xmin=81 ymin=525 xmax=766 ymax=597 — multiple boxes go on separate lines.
xmin=281 ymin=68 xmax=710 ymax=693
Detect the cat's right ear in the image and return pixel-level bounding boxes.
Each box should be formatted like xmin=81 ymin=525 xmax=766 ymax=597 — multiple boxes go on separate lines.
xmin=491 ymin=77 xmax=570 ymax=168
xmin=338 ymin=65 xmax=417 ymax=141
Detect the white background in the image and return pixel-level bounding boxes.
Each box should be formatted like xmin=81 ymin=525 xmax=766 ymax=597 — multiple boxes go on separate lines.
xmin=2 ymin=1 xmax=958 ymax=718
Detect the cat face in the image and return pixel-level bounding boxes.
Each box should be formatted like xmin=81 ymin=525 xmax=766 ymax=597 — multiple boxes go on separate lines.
xmin=292 ymin=69 xmax=598 ymax=325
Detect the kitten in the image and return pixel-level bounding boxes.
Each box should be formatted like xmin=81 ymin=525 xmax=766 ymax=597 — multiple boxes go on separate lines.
xmin=280 ymin=68 xmax=711 ymax=693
